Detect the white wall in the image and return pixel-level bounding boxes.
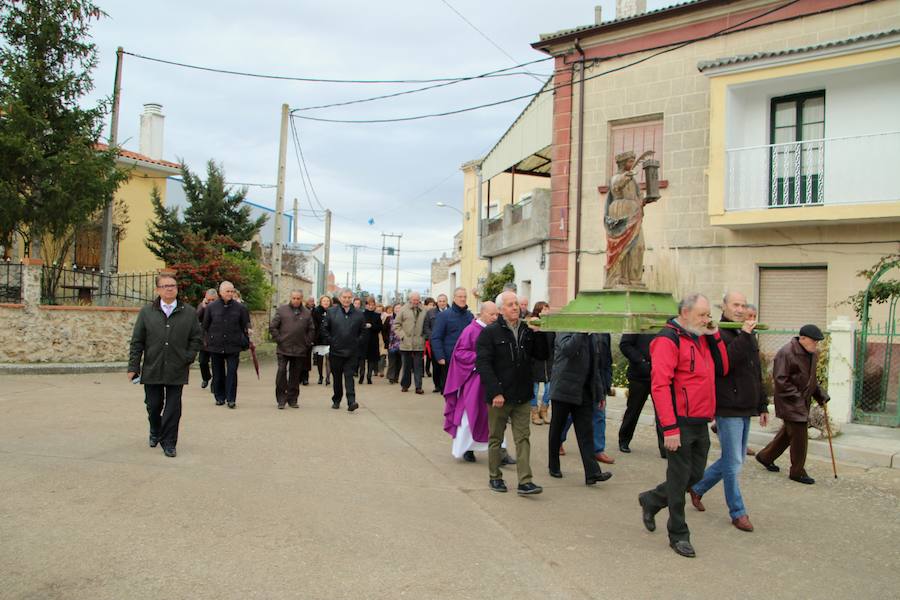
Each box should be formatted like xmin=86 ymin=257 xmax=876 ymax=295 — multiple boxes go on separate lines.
xmin=491 ymin=244 xmax=549 ymax=306
xmin=725 ymin=59 xmax=900 ymax=207
xmin=431 ymin=277 xmax=450 ymax=300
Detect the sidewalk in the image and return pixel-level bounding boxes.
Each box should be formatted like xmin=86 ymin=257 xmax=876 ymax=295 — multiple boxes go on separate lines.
xmin=605 ymin=389 xmax=900 ymax=469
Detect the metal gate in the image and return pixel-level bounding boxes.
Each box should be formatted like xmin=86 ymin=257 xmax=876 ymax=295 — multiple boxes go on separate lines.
xmin=853 ymin=259 xmax=900 ymax=427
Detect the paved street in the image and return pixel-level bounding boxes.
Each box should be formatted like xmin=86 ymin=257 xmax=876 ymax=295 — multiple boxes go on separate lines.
xmin=2 ymin=361 xmax=899 ymax=600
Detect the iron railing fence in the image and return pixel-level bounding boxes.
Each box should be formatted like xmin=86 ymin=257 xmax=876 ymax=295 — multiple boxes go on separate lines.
xmin=725 ymin=131 xmax=900 ymax=211
xmin=0 ymin=260 xmax=24 ymax=303
xmin=41 ymin=265 xmax=156 ymax=306
xmin=854 ymin=322 xmax=900 ymax=427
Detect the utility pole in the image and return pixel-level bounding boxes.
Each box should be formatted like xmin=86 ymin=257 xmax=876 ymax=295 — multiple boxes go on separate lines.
xmin=272 ymin=103 xmax=289 ymax=311
xmin=379 ymin=234 xmax=386 ymax=303
xmin=99 ymin=47 xmax=124 ymax=304
xmin=323 ymin=209 xmax=332 ymax=296
xmin=347 ymin=244 xmax=365 ymax=291
xmin=380 ymin=233 xmax=402 ymax=303
xmin=395 ymin=234 xmax=402 ymax=303
xmin=292 ymin=197 xmax=298 ymax=244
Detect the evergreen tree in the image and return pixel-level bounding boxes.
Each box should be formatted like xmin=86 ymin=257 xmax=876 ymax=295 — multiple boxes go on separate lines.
xmin=144 ymin=187 xmax=186 ymax=264
xmin=0 ymin=0 xmax=126 ymax=259
xmin=181 ymin=160 xmax=267 ymax=245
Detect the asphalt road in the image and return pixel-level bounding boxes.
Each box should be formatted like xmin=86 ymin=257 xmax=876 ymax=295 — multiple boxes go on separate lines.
xmin=2 ymin=362 xmax=899 ymax=599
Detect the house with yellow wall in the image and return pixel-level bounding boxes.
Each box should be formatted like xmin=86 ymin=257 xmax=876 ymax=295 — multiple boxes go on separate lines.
xmin=10 ymin=104 xmax=179 ymax=274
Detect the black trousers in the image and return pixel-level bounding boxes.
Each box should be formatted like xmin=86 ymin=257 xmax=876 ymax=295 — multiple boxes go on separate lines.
xmin=387 ymin=352 xmax=401 ymax=382
xmin=144 ymin=384 xmax=183 ymax=449
xmin=198 ymin=350 xmax=212 ymax=383
xmin=432 ymin=360 xmax=446 ymax=393
xmin=400 ymin=350 xmax=424 ymax=390
xmin=548 ymin=399 xmax=603 ymax=479
xmin=330 ymin=354 xmax=358 ymax=406
xmin=642 ymin=423 xmax=711 ymax=543
xmin=275 ymin=354 xmax=303 ymax=406
xmin=357 ymin=356 xmax=377 ymax=382
xmin=211 ymin=352 xmax=240 ymax=404
xmin=618 ymin=378 xmax=665 ymax=454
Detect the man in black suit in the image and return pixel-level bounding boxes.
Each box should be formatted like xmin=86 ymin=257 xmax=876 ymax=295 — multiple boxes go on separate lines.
xmin=322 ymin=288 xmax=365 ymax=411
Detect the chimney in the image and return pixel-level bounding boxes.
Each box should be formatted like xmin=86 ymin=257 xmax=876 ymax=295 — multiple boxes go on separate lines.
xmin=139 ymin=103 xmax=165 ymax=160
xmin=616 ymin=0 xmax=647 ymax=20
xmin=595 ymin=5 xmax=603 ymax=24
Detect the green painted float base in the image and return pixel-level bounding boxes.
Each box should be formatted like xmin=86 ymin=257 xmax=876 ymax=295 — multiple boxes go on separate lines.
xmin=539 ymin=288 xmax=678 ymax=334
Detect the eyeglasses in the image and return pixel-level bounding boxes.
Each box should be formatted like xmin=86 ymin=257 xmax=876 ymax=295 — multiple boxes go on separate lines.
xmin=157 ymin=284 xmax=177 ymax=289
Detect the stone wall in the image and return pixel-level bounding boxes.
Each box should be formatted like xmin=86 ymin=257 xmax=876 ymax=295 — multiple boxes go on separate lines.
xmin=0 ymin=260 xmax=268 ymax=364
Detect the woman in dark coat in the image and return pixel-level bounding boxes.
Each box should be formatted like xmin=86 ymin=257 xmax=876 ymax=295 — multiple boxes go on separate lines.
xmin=311 ymin=295 xmax=332 ymax=385
xmin=358 ymin=297 xmax=383 ymax=384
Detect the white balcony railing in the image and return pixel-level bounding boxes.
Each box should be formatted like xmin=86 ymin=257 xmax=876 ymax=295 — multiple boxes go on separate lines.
xmin=724 ymin=131 xmax=900 ymax=212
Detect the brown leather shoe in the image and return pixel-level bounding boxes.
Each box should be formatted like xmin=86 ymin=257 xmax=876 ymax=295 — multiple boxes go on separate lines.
xmin=689 ymin=489 xmax=705 ymax=512
xmin=595 ymin=452 xmax=615 ymax=464
xmin=558 ymin=445 xmax=566 ymax=456
xmin=732 ymin=515 xmax=754 ymax=532
xmin=539 ymin=404 xmax=550 ymax=425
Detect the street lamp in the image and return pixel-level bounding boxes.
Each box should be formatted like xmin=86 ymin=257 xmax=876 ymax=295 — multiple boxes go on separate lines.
xmin=436 ymin=202 xmax=468 ymax=220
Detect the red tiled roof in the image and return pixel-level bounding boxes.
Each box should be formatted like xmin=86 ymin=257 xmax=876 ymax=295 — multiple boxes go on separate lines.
xmin=96 ymin=143 xmax=181 ymax=170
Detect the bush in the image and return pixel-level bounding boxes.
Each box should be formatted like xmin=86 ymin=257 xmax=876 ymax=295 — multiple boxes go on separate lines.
xmin=167 ymin=233 xmax=272 ymax=310
xmin=482 ymin=263 xmax=515 ymax=302
xmin=222 ymin=253 xmax=274 ymax=311
xmin=612 ymin=359 xmax=629 ymax=388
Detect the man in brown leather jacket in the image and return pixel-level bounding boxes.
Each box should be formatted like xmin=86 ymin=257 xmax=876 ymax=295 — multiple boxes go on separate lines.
xmin=756 ymin=324 xmax=829 ymax=484
xmin=269 ymin=290 xmax=316 ymax=409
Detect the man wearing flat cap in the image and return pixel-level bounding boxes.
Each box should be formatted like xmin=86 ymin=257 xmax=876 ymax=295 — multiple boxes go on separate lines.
xmin=755 ymin=324 xmax=829 ymax=484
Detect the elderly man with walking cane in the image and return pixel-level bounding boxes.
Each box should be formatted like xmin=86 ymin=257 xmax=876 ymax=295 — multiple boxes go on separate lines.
xmin=755 ymin=324 xmax=829 ymax=485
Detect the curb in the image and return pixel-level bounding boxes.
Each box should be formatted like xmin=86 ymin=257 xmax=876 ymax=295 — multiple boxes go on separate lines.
xmin=0 ymin=362 xmax=128 ymax=375
xmin=604 ymin=403 xmax=900 ymax=470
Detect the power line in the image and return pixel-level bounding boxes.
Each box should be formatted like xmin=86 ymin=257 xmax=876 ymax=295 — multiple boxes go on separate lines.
xmin=438 ymin=0 xmax=545 ymax=85
xmin=292 ymin=0 xmax=804 ymax=125
xmin=291 ymin=61 xmax=551 ymax=112
xmin=122 ymin=49 xmax=552 ymax=85
xmin=288 ymin=117 xmax=328 ymax=220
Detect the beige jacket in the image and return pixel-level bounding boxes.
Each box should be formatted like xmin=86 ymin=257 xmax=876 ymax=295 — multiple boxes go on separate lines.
xmin=394 ymin=303 xmax=426 ymax=351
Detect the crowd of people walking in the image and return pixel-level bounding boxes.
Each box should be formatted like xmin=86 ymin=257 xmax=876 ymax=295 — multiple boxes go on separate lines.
xmin=128 ymin=279 xmax=829 ymax=558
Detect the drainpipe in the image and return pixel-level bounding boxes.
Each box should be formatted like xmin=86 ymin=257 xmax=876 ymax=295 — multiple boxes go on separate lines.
xmin=476 ymin=165 xmax=483 ymax=259
xmin=573 ymin=39 xmax=586 ymax=296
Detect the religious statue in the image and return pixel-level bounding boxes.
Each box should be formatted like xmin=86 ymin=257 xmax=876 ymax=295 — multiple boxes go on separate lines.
xmin=603 ymin=150 xmax=660 ymax=288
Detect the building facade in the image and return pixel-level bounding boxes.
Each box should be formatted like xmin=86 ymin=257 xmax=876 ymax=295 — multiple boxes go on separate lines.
xmin=528 ymin=0 xmax=900 ymax=330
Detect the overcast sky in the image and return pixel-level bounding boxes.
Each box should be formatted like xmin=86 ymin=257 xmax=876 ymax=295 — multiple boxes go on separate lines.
xmin=85 ymin=0 xmax=673 ymax=297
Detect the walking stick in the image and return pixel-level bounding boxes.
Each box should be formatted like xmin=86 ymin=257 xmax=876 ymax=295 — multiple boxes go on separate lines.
xmin=822 ymin=402 xmax=838 ymax=479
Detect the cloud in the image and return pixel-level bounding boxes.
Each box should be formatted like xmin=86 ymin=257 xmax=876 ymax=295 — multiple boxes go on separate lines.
xmin=83 ymin=0 xmax=673 ymax=293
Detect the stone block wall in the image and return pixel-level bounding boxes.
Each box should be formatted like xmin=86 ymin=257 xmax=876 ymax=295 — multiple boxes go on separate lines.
xmin=0 ymin=260 xmax=267 ymax=364
xmin=566 ymin=1 xmax=900 ymax=317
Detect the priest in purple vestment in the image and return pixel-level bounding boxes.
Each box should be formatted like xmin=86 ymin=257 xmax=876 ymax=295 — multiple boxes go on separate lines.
xmin=443 ymin=302 xmax=499 ymax=461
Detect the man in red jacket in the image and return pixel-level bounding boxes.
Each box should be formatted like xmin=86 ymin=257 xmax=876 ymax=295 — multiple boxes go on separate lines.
xmin=638 ymin=293 xmax=728 ymax=558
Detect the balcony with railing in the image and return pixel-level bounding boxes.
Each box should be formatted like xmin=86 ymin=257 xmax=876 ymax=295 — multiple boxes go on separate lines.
xmin=481 ymin=188 xmax=550 ymax=258
xmin=719 ymin=131 xmax=900 ymax=225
